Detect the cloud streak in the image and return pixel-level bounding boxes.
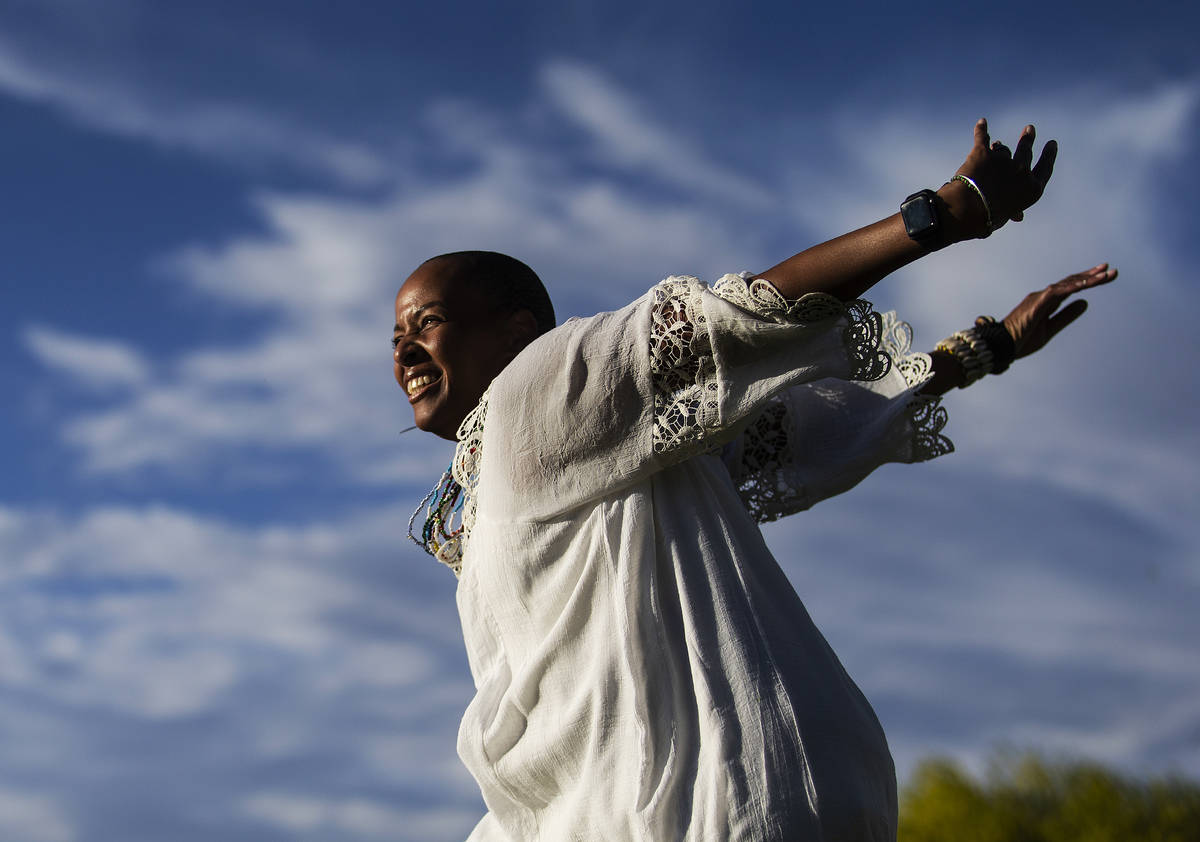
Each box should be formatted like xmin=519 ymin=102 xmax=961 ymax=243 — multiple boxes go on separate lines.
xmin=0 ymin=500 xmax=482 ymax=840
xmin=0 ymin=35 xmax=391 ymax=187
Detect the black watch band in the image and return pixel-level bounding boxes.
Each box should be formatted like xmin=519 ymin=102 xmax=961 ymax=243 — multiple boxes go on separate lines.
xmin=900 ymin=189 xmax=941 ymax=244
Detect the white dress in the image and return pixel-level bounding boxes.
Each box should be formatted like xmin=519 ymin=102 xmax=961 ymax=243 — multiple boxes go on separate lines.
xmin=425 ymin=273 xmax=952 ymax=841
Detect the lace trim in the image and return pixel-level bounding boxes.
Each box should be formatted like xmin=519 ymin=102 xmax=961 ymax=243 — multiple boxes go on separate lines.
xmin=710 ymin=273 xmax=846 ymax=324
xmin=650 ymin=277 xmax=720 ymax=457
xmin=735 ymin=398 xmax=800 ymax=523
xmin=443 ymin=389 xmax=489 ymax=576
xmin=908 ymin=394 xmax=953 ymax=461
xmin=877 ymin=310 xmax=953 ymax=461
xmin=650 ymin=273 xmax=890 ymax=458
xmin=733 ymin=309 xmax=953 ymax=522
xmin=880 ymin=311 xmax=932 ymax=388
xmin=710 ymin=273 xmax=889 ymax=382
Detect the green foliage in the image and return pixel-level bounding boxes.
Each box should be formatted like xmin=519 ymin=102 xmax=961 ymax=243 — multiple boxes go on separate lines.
xmin=898 ymin=750 xmax=1200 ymax=842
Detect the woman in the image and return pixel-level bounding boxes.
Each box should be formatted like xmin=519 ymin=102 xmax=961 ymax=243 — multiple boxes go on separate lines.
xmin=393 ymin=119 xmax=1116 ymax=841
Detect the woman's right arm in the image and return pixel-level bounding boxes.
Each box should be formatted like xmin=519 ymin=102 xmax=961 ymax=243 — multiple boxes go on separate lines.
xmin=920 ymin=263 xmax=1119 ymax=396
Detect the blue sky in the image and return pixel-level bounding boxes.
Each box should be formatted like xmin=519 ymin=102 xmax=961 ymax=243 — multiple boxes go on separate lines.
xmin=1 ymin=1 xmax=1198 ymax=839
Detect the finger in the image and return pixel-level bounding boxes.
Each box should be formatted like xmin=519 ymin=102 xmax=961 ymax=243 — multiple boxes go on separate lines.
xmin=1045 ymin=298 xmax=1088 ymax=341
xmin=991 ymin=140 xmax=1012 ymax=158
xmin=1032 ymin=139 xmax=1058 ymax=186
xmin=1058 ymin=265 xmax=1117 ymax=293
xmin=1013 ymin=124 xmax=1035 ymax=170
xmin=974 ymin=118 xmax=990 ymax=152
xmin=1046 ymin=273 xmax=1091 ymax=299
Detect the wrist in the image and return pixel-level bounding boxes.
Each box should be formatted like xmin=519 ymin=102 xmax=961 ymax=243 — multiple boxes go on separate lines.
xmin=936 ymin=179 xmax=990 ymax=243
xmin=934 ymin=316 xmax=1016 ymax=388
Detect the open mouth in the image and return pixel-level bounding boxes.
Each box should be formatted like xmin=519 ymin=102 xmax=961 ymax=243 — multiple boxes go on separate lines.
xmin=405 ymin=371 xmax=441 ymax=402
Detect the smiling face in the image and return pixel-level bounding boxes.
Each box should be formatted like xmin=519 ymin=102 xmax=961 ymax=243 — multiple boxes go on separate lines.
xmin=393 ymin=259 xmax=532 ymax=440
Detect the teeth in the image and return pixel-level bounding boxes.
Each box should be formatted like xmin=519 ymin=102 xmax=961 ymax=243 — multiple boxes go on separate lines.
xmin=406 ymin=374 xmax=436 ymax=396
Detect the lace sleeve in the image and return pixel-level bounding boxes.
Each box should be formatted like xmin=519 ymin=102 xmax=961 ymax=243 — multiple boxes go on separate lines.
xmin=433 ymin=272 xmax=950 ymax=534
xmin=649 ymin=273 xmax=891 ymax=461
xmin=728 ymin=310 xmax=954 ymax=523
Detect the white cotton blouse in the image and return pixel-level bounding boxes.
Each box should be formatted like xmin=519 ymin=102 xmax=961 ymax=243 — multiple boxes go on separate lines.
xmin=430 ymin=274 xmax=952 ymax=842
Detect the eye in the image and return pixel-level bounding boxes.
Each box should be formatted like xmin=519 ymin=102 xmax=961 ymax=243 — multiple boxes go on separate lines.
xmin=391 ymin=334 xmax=402 ymax=349
xmin=419 ymin=315 xmax=441 ymax=330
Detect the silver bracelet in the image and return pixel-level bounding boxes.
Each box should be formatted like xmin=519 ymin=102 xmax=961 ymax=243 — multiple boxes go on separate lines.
xmin=951 ymin=174 xmax=992 ymax=237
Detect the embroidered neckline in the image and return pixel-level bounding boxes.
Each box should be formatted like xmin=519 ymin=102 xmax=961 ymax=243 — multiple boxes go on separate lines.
xmin=409 ymin=388 xmax=489 ymax=577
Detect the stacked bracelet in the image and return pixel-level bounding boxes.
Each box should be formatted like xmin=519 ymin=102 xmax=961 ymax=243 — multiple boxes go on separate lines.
xmin=970 ymin=316 xmax=1015 ymax=374
xmin=936 ymin=316 xmax=1016 ymax=387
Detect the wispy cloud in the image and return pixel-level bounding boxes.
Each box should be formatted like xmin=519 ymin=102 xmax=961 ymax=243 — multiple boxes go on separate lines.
xmin=772 ymin=79 xmax=1200 ymax=530
xmin=0 ymin=500 xmax=482 ymax=838
xmin=242 ymin=792 xmax=477 ymax=839
xmin=0 ymin=35 xmax=391 ymax=187
xmin=0 ymin=789 xmax=74 ymax=842
xmin=25 ymin=66 xmax=765 ymax=480
xmin=22 ymin=325 xmax=151 ymax=390
xmin=763 ymin=465 xmax=1200 ymax=780
xmin=540 ymin=60 xmax=772 ymax=208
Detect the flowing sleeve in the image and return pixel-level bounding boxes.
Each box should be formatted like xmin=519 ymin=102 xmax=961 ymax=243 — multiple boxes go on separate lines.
xmin=476 ymin=272 xmax=951 ymax=522
xmin=719 ymin=310 xmax=953 ymax=523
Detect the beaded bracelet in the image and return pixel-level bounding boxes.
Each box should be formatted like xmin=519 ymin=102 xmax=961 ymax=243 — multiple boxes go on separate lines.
xmin=936 ymin=316 xmax=1016 ymax=387
xmin=971 ymin=316 xmax=1015 ymax=374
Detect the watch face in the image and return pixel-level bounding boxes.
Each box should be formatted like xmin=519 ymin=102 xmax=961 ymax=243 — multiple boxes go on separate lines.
xmin=902 ymin=192 xmax=939 ymax=239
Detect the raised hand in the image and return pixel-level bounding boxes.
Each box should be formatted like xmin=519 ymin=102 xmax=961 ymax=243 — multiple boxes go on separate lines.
xmin=1002 ymin=263 xmax=1117 ymax=360
xmin=953 ymin=119 xmax=1057 ymax=237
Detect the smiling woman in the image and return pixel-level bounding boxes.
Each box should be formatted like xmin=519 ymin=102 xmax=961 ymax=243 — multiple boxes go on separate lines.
xmin=395 ymin=122 xmax=1116 ymax=842
xmin=393 ymin=252 xmax=554 ymax=441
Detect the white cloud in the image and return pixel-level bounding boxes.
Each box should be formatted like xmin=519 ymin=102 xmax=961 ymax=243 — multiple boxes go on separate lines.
xmin=243 ymin=792 xmax=478 ymax=839
xmin=0 ymin=500 xmax=481 ymax=837
xmin=0 ymin=503 xmax=466 ymax=719
xmin=540 ymin=60 xmax=772 ymax=208
xmin=762 ymin=456 xmax=1200 ymax=781
xmin=0 ymin=35 xmax=390 ymax=187
xmin=22 ymin=325 xmax=151 ymax=390
xmin=772 ymin=80 xmax=1200 ymax=537
xmin=29 ymin=69 xmax=763 ymax=480
xmin=0 ymin=790 xmax=74 ymax=842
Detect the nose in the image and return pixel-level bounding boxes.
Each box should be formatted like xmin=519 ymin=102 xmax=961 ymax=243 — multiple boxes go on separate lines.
xmin=395 ymin=337 xmax=428 ymax=368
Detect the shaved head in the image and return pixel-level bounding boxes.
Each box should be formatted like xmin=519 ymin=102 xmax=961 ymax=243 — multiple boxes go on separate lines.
xmin=422 ymin=251 xmax=556 ymax=337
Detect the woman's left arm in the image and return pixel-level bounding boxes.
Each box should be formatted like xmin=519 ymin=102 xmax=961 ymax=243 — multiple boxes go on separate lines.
xmin=920 ymin=263 xmax=1119 ymax=396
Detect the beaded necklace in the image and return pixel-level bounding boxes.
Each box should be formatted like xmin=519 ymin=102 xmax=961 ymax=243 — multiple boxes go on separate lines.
xmin=408 ymin=464 xmax=466 ymax=571
xmin=406 ymin=388 xmax=488 ymax=577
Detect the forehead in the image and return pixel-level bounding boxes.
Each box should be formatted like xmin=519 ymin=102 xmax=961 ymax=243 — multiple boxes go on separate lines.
xmin=394 ymin=261 xmax=488 ymax=317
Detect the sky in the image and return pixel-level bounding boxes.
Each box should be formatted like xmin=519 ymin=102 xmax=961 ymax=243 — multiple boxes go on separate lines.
xmin=0 ymin=1 xmax=1197 ymax=839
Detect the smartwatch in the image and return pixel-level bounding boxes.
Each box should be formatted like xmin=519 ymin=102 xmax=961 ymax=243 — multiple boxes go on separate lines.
xmin=900 ymin=189 xmax=941 ymax=245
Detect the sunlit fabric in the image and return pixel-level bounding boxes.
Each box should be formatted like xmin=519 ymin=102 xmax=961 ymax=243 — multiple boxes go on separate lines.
xmin=443 ymin=275 xmax=951 ymax=840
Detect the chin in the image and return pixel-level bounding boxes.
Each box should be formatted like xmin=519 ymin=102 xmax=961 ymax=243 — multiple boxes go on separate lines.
xmin=414 ymin=409 xmax=459 ymax=441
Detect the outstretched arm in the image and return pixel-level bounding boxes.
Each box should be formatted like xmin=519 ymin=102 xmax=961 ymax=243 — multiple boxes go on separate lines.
xmin=920 ymin=263 xmax=1119 ymax=396
xmin=755 ymin=119 xmax=1057 ymax=302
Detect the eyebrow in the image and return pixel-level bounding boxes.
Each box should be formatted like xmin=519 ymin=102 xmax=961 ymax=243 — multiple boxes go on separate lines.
xmin=393 ymin=301 xmax=446 ymax=333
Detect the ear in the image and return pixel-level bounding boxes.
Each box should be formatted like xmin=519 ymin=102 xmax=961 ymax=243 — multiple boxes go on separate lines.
xmin=503 ymin=309 xmax=539 ymax=355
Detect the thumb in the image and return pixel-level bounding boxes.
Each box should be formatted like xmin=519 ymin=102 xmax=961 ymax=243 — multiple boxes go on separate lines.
xmin=1045 ymin=299 xmax=1088 ymax=342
